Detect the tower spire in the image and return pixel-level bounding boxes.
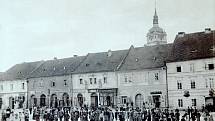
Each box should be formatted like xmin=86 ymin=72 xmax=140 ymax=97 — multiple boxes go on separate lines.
xmin=153 ymin=0 xmax=158 ymax=26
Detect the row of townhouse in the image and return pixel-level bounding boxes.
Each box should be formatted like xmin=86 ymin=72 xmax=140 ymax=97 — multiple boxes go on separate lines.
xmin=0 ymin=28 xmax=214 ymax=110
xmin=0 ymin=7 xmax=214 ymax=110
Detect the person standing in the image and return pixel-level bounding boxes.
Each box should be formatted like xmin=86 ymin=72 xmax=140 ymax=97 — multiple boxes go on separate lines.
xmin=175 ymin=109 xmax=180 ymax=121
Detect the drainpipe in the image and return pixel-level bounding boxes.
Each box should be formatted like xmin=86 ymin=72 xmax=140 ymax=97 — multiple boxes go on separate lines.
xmin=164 ymin=61 xmax=169 ymax=108
xmin=71 ymin=74 xmax=74 ymax=107
xmin=26 ymin=78 xmax=29 ymax=109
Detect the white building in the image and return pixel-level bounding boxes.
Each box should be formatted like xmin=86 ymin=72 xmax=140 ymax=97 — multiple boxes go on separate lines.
xmin=167 ymin=29 xmax=215 ymax=110
xmin=117 ymin=44 xmax=171 ymax=108
xmin=71 ymin=50 xmax=128 ymax=107
xmin=0 ymin=61 xmax=42 ymax=109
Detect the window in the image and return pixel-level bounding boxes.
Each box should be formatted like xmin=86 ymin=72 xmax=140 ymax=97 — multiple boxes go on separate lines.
xmin=89 ymin=78 xmax=92 ymax=84
xmin=209 ymin=78 xmax=214 ymax=88
xmin=178 ymin=99 xmax=183 ymax=107
xmin=191 ymin=80 xmax=196 ymax=89
xmin=122 ymin=96 xmax=127 ymax=104
xmin=52 ymin=81 xmax=55 ymax=87
xmin=80 ymin=79 xmax=83 ymax=84
xmin=64 ymin=80 xmax=67 ymax=86
xmin=125 ymin=77 xmax=128 ymax=83
xmin=177 ymin=81 xmax=182 ymax=89
xmin=177 ymin=66 xmax=181 ymax=72
xmin=0 ymin=85 xmax=3 ymax=91
xmin=192 ymin=99 xmax=197 ymax=106
xmin=10 ymin=84 xmax=13 ymax=91
xmin=190 ymin=64 xmax=194 ymax=72
xmin=206 ymin=79 xmax=208 ymax=88
xmin=22 ymin=83 xmax=25 ymax=89
xmin=155 ymin=73 xmax=159 ymax=80
xmin=94 ymin=78 xmax=97 ymax=84
xmin=103 ymin=77 xmax=107 ymax=84
xmin=208 ymin=64 xmax=214 ymax=70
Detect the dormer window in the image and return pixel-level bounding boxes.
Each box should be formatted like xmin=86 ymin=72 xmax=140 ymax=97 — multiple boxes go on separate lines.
xmin=53 ymin=67 xmax=56 ymax=71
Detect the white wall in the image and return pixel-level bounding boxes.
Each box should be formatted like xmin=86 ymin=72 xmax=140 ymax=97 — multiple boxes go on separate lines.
xmin=0 ymin=79 xmax=27 ymax=109
xmin=167 ymin=57 xmax=215 ymax=109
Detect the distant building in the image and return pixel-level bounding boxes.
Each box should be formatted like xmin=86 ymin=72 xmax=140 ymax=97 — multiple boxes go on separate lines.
xmin=146 ymin=9 xmax=167 ymax=46
xmin=167 ymin=29 xmax=215 ymax=109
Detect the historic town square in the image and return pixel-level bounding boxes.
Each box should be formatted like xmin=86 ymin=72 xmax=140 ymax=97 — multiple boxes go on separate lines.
xmin=0 ymin=0 xmax=215 ymax=120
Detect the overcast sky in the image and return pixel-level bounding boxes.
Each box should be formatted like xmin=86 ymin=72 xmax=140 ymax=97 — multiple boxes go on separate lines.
xmin=0 ymin=0 xmax=215 ymax=72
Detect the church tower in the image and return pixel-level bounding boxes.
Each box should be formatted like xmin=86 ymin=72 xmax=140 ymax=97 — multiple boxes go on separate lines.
xmin=146 ymin=5 xmax=167 ymax=46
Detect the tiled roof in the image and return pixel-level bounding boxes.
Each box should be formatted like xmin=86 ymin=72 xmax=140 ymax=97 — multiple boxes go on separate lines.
xmin=29 ymin=56 xmax=86 ymax=78
xmin=167 ymin=30 xmax=215 ymax=62
xmin=73 ymin=49 xmax=129 ymax=73
xmin=119 ymin=44 xmax=172 ymax=71
xmin=0 ymin=61 xmax=43 ymax=80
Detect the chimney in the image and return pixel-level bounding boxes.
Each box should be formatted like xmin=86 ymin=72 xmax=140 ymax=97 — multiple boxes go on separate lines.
xmin=73 ymin=55 xmax=78 ymax=57
xmin=178 ymin=32 xmax=185 ymax=37
xmin=205 ymin=28 xmax=211 ymax=34
xmin=54 ymin=57 xmax=57 ymax=60
xmin=107 ymin=50 xmax=112 ymax=57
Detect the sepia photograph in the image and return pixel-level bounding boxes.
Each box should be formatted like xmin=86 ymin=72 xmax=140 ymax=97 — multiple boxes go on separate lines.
xmin=0 ymin=0 xmax=215 ymax=120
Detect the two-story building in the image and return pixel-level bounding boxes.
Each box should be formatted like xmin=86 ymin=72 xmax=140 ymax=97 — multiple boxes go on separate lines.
xmin=0 ymin=61 xmax=42 ymax=109
xmin=167 ymin=29 xmax=215 ymax=109
xmin=72 ymin=50 xmax=129 ymax=107
xmin=117 ymin=44 xmax=171 ymax=108
xmin=27 ymin=56 xmax=86 ymax=108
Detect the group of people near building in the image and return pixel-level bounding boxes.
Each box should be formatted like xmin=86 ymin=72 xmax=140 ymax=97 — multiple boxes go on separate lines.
xmin=1 ymin=104 xmax=214 ymax=121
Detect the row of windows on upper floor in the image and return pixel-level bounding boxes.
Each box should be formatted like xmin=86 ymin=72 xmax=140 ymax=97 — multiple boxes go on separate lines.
xmin=176 ymin=78 xmax=214 ymax=90
xmin=0 ymin=83 xmax=25 ymax=91
xmin=178 ymin=98 xmax=197 ymax=107
xmin=79 ymin=77 xmax=107 ymax=85
xmin=175 ymin=63 xmax=214 ymax=73
xmin=123 ymin=73 xmax=159 ymax=83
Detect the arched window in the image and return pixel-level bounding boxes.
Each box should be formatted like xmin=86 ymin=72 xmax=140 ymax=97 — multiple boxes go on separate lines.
xmin=40 ymin=94 xmax=46 ymax=107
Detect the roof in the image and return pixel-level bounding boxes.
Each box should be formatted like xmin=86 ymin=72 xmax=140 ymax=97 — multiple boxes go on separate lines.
xmin=119 ymin=44 xmax=172 ymax=71
xmin=29 ymin=56 xmax=86 ymax=78
xmin=167 ymin=30 xmax=215 ymax=62
xmin=73 ymin=49 xmax=129 ymax=73
xmin=0 ymin=61 xmax=43 ymax=80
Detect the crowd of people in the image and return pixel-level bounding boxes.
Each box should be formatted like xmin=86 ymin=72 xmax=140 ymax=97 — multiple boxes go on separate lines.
xmin=1 ymin=105 xmax=214 ymax=121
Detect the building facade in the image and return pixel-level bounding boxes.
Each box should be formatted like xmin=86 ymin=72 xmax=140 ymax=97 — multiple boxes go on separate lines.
xmin=117 ymin=44 xmax=171 ymax=108
xmin=27 ymin=56 xmax=86 ymax=108
xmin=0 ymin=61 xmax=43 ymax=109
xmin=0 ymin=79 xmax=27 ymax=109
xmin=167 ymin=29 xmax=215 ymax=109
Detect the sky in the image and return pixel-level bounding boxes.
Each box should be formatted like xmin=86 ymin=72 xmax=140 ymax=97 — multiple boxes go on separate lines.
xmin=0 ymin=0 xmax=215 ymax=72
